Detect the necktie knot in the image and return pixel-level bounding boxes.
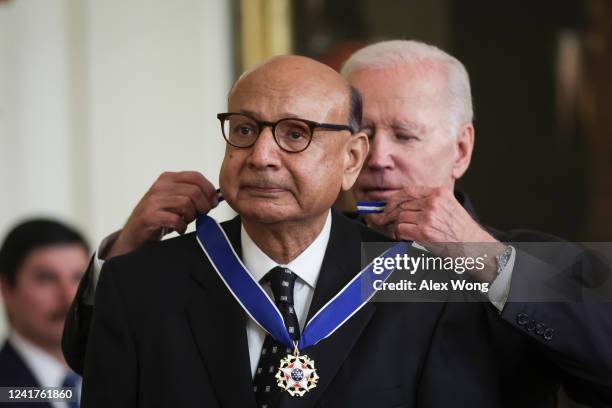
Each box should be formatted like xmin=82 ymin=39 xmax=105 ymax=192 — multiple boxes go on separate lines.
xmin=263 ymin=266 xmax=297 ymax=306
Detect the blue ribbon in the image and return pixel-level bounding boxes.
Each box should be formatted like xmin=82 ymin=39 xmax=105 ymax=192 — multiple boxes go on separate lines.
xmin=195 ymin=214 xmax=407 ymax=350
xmin=356 ymin=200 xmax=387 ymax=214
xmin=356 ymin=200 xmax=386 ymax=207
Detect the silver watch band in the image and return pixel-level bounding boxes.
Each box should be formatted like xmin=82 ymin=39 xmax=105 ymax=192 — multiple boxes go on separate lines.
xmin=495 ymin=245 xmax=513 ymax=275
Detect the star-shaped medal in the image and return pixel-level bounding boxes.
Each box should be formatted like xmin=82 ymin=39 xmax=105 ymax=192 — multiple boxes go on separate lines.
xmin=275 ymin=351 xmax=319 ymax=396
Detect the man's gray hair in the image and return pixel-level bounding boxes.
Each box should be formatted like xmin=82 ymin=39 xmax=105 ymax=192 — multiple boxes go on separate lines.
xmin=340 ymin=40 xmax=474 ymax=136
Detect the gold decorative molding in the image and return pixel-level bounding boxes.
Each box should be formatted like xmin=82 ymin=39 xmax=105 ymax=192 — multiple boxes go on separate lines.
xmin=239 ymin=0 xmax=293 ymax=71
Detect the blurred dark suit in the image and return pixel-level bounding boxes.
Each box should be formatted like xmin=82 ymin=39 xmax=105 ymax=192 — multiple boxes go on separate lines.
xmin=0 ymin=341 xmax=52 ymax=408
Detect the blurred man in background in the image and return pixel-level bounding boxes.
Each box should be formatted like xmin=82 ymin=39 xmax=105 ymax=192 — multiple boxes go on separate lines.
xmin=0 ymin=219 xmax=88 ymax=408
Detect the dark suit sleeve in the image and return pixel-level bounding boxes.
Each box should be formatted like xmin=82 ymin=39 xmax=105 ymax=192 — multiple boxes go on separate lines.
xmin=418 ymin=301 xmax=501 ymax=406
xmin=62 ymin=255 xmax=97 ymax=375
xmin=496 ymin=235 xmax=612 ymax=404
xmin=80 ymin=259 xmax=138 ymax=408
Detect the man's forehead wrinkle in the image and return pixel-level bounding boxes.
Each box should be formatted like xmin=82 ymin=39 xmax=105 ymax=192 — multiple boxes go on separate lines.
xmin=231 ymin=82 xmax=349 ymax=123
xmin=355 ymin=61 xmax=447 ymax=98
xmin=361 ymin=96 xmax=430 ymax=135
xmin=394 ymin=121 xmax=423 ymax=132
xmin=364 ymin=117 xmax=425 ymax=134
xmin=231 ymin=98 xmax=346 ymax=124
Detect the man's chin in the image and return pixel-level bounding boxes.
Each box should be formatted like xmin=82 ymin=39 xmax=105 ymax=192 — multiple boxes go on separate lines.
xmin=235 ymin=204 xmax=295 ymax=224
xmin=356 ymin=188 xmax=402 ymax=201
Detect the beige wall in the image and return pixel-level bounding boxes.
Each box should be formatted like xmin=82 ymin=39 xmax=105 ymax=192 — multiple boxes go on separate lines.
xmin=0 ymin=0 xmax=235 ymax=340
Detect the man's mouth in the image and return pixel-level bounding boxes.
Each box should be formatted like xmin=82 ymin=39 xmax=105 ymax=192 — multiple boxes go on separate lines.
xmin=241 ymin=184 xmax=288 ymax=196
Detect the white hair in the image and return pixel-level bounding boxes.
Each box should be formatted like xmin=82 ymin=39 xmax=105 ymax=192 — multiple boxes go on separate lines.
xmin=340 ymin=40 xmax=473 ymax=137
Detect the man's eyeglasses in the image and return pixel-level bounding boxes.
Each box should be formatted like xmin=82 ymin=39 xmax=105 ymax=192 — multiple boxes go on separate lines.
xmin=217 ymin=112 xmax=355 ymax=153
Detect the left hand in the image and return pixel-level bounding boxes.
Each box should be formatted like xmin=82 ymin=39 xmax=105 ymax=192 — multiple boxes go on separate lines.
xmin=374 ymin=186 xmax=495 ymax=243
xmin=367 ymin=186 xmax=504 ymax=282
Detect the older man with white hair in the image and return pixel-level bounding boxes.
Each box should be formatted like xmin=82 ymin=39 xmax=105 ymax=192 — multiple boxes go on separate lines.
xmin=341 ymin=40 xmax=612 ymax=408
xmin=64 ymin=41 xmax=612 ymax=407
xmin=343 ymin=41 xmax=504 ymax=285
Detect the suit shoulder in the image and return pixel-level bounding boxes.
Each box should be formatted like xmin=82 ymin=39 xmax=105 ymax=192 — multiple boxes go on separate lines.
xmin=105 ymin=231 xmax=199 ymax=272
xmin=101 ymin=217 xmax=238 ymax=288
xmin=0 ymin=342 xmax=38 ymax=386
xmin=486 ymin=225 xmax=567 ymax=242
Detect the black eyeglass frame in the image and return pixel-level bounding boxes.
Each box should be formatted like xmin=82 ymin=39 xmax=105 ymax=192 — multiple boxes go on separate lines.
xmin=217 ymin=112 xmax=355 ymax=153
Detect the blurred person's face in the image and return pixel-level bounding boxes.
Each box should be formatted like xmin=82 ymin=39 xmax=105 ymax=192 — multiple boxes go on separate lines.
xmin=348 ymin=64 xmax=473 ymax=202
xmin=0 ymin=245 xmax=88 ymax=349
xmin=220 ymin=56 xmax=367 ymax=225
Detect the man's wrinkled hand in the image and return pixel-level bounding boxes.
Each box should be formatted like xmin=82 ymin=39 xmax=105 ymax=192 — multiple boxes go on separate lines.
xmin=376 ymin=186 xmax=496 ymax=244
xmin=366 ymin=186 xmax=505 ymax=282
xmin=103 ymin=171 xmax=219 ymax=260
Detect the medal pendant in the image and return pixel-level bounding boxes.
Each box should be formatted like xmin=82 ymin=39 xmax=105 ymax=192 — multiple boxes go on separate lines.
xmin=275 ymin=343 xmax=319 ymax=397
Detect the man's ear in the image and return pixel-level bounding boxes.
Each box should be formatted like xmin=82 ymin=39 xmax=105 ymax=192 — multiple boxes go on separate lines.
xmin=342 ymin=131 xmax=369 ymax=191
xmin=452 ymin=123 xmax=474 ymax=180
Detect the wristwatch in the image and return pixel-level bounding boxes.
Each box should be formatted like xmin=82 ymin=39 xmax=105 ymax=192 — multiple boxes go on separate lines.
xmin=495 ymin=245 xmax=514 ymax=275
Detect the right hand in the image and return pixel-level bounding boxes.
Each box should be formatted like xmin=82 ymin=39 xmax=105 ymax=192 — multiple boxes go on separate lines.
xmin=103 ymin=171 xmax=219 ymax=260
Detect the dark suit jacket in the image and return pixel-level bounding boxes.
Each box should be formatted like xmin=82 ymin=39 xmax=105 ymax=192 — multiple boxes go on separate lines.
xmin=0 ymin=341 xmax=52 ymax=408
xmin=74 ymin=211 xmax=501 ymax=407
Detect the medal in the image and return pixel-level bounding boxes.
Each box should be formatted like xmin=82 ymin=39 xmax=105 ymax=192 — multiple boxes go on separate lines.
xmin=275 ymin=341 xmax=319 ymax=396
xmin=196 ymin=213 xmax=407 ymax=396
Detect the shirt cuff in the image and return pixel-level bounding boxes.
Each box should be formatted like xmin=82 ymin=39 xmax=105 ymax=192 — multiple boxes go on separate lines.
xmin=487 ymin=245 xmax=516 ymax=312
xmin=84 ymin=230 xmax=121 ymax=305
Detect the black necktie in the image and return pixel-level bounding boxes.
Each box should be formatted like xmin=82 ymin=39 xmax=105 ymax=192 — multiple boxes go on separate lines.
xmin=253 ymin=266 xmax=300 ymax=408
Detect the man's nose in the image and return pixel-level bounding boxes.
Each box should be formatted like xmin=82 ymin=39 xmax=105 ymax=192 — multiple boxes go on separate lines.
xmin=246 ymin=127 xmax=282 ymax=169
xmin=59 ymin=279 xmax=79 ymax=305
xmin=367 ymin=131 xmax=395 ymax=170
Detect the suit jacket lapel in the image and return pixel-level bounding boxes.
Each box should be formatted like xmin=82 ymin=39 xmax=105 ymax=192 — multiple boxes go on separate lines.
xmin=279 ymin=211 xmax=377 ymax=408
xmin=185 ymin=216 xmax=257 ymax=408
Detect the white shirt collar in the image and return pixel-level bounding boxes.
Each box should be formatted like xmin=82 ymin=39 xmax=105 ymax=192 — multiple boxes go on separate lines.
xmin=8 ymin=330 xmax=68 ymax=387
xmin=240 ymin=210 xmax=332 ymax=288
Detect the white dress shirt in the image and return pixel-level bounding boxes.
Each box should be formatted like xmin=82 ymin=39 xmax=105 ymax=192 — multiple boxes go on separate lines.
xmin=9 ymin=330 xmax=81 ymax=408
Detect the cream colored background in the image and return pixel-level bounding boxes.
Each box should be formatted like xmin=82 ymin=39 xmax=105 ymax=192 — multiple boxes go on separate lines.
xmin=0 ymin=0 xmax=235 ymax=341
